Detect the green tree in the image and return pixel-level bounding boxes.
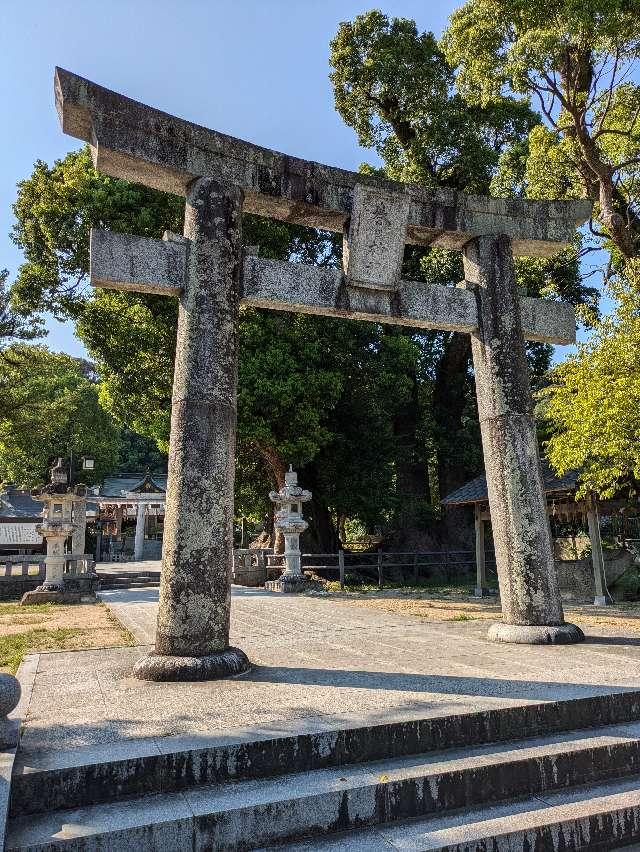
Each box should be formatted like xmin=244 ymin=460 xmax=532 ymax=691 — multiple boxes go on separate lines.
xmin=10 ymin=148 xmax=183 ymax=316
xmin=0 ymin=345 xmax=121 ymax=487
xmin=329 ymin=10 xmax=590 ymax=541
xmin=9 ymin=147 xmax=410 ymax=548
xmin=542 ymin=260 xmax=640 ymax=496
xmin=0 ymin=269 xmax=41 ymax=348
xmin=443 ymin=0 xmax=640 ymax=266
xmin=116 ymin=427 xmax=167 ymax=474
xmin=330 ymin=9 xmax=537 ymax=191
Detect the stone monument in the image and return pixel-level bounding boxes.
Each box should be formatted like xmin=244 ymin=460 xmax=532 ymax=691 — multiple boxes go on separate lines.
xmin=265 ymin=466 xmax=312 ymax=593
xmin=54 ymin=68 xmax=590 ymax=677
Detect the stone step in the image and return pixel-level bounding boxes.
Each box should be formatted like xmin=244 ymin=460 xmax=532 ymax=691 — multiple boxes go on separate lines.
xmin=97 ymin=574 xmax=160 ymax=581
xmin=12 ymin=690 xmax=640 ymax=817
xmin=98 ymin=578 xmax=160 ymax=588
xmin=273 ymin=776 xmax=640 ymax=851
xmin=9 ymin=720 xmax=640 ymax=850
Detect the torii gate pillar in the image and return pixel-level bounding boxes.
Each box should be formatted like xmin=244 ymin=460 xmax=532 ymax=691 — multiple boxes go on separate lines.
xmin=464 ymin=235 xmax=582 ymax=643
xmin=133 ymin=177 xmax=250 ymax=681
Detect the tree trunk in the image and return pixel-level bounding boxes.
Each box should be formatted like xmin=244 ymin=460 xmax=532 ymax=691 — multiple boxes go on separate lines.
xmin=300 ymin=464 xmax=340 ymax=553
xmin=389 ymin=330 xmax=428 ymax=539
xmin=556 ymin=50 xmax=639 ymax=262
xmin=255 ymin=442 xmax=287 ymax=553
xmin=337 ymin=513 xmax=347 ymax=546
xmin=432 ymin=333 xmax=475 ymax=545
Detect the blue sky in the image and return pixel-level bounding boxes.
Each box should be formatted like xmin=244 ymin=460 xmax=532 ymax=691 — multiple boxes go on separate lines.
xmin=0 ymin=1 xmax=604 ymax=360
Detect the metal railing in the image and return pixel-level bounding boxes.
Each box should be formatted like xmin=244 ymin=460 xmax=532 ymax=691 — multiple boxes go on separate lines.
xmin=266 ymin=548 xmax=496 ymax=590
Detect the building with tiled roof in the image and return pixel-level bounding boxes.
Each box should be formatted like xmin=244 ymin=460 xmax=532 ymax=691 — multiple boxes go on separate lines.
xmin=91 ymin=472 xmax=166 ymax=562
xmin=0 ymin=484 xmax=43 ymax=552
xmin=442 ymin=459 xmax=636 ymax=606
xmin=442 ymin=461 xmax=580 ymax=506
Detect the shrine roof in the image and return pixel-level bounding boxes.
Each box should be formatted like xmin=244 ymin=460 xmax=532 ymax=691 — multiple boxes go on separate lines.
xmin=441 ymin=462 xmax=580 ymax=506
xmin=0 ymin=486 xmax=41 ymax=520
xmin=98 ymin=473 xmax=167 ymax=499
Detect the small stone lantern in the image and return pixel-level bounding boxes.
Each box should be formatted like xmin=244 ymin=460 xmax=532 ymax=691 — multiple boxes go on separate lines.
xmin=21 ymin=459 xmax=95 ymax=605
xmin=265 ymin=466 xmax=312 ymax=593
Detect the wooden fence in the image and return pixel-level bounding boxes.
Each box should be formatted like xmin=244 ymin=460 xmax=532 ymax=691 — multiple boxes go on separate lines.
xmin=266 ymin=548 xmax=496 ymax=590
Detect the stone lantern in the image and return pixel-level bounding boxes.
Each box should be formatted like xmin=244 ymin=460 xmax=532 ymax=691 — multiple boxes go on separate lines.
xmin=265 ymin=466 xmax=312 ymax=593
xmin=21 ymin=459 xmax=96 ymax=604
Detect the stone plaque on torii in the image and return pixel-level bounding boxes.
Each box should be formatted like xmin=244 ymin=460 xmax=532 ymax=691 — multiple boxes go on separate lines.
xmin=55 ymin=68 xmax=591 ymax=680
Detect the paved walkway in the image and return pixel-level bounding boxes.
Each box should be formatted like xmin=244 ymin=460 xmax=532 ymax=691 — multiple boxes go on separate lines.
xmin=15 ymin=584 xmax=640 ymax=770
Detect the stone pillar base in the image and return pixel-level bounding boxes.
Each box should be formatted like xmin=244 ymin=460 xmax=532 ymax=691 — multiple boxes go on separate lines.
xmin=474 ymin=586 xmax=494 ymax=598
xmin=594 ymin=595 xmax=614 ymax=607
xmin=488 ymin=622 xmax=585 ymax=645
xmin=233 ymin=567 xmax=267 ymax=587
xmin=20 ymin=588 xmax=66 ymax=606
xmin=132 ymin=647 xmax=251 ymax=682
xmin=265 ymin=575 xmax=309 ymax=594
xmin=21 ymin=574 xmax=100 ymax=606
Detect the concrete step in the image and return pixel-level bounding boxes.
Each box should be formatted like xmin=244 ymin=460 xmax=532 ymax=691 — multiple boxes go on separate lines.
xmin=9 ymin=720 xmax=640 ymax=851
xmin=273 ymin=776 xmax=640 ymax=851
xmin=12 ymin=690 xmax=640 ymax=817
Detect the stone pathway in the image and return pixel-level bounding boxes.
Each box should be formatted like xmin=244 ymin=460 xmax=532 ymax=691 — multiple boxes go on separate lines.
xmin=14 ymin=584 xmax=640 ymax=771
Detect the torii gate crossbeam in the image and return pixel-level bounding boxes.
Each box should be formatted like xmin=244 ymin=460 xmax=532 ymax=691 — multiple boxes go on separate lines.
xmin=55 ymin=68 xmax=590 ymax=680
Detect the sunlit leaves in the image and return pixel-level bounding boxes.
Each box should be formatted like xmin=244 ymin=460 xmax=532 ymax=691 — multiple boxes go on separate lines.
xmin=0 ymin=346 xmax=121 ymax=487
xmin=543 ymin=260 xmax=640 ymax=496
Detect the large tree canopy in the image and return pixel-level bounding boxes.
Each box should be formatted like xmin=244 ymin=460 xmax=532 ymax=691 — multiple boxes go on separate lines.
xmin=330 ymin=9 xmax=537 ymax=191
xmin=329 ymin=10 xmax=593 ymax=540
xmin=443 ymin=0 xmax=640 ymax=265
xmin=0 ymin=345 xmax=121 ymax=487
xmin=8 ymin=147 xmax=411 ymax=546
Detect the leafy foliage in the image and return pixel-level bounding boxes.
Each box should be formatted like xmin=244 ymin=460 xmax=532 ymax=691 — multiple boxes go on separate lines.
xmin=11 ymin=148 xmax=183 ymax=317
xmin=330 ymin=9 xmax=538 ymax=192
xmin=116 ymin=427 xmax=167 ymax=474
xmin=0 ymin=270 xmax=41 ymax=348
xmin=542 ymin=260 xmax=640 ymax=497
xmin=443 ymin=0 xmax=640 ymax=264
xmin=0 ymin=345 xmax=121 ymax=487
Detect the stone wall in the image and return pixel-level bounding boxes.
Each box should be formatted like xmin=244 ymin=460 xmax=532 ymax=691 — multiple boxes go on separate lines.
xmin=232 ymin=549 xmax=268 ymax=587
xmin=0 ymin=575 xmax=42 ymax=601
xmin=556 ymin=549 xmax=634 ymax=601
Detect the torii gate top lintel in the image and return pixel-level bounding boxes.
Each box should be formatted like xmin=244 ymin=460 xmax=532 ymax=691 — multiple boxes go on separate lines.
xmin=55 ymin=67 xmax=591 ymax=259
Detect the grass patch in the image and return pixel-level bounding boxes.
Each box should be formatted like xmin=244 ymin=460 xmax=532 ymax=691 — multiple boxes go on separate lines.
xmin=0 ymin=603 xmax=57 ymax=618
xmin=324 ymin=577 xmax=475 ymax=596
xmin=0 ymin=601 xmax=135 ymax=674
xmin=448 ymin=613 xmax=475 ymax=621
xmin=0 ymin=628 xmax=87 ymax=673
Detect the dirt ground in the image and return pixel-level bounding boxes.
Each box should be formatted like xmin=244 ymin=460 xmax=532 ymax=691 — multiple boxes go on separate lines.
xmin=0 ymin=601 xmax=134 ymax=673
xmin=325 ymin=588 xmax=640 ymax=632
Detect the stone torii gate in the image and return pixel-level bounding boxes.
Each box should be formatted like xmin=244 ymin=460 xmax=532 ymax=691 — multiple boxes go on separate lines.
xmin=55 ymin=68 xmax=591 ymax=680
